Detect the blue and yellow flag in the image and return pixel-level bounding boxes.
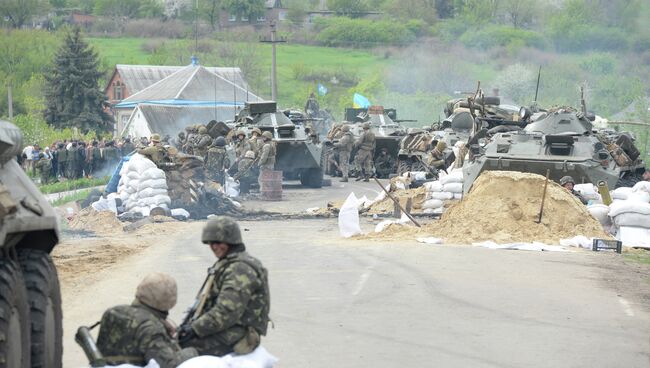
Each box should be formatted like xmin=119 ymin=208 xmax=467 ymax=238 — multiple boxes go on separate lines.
xmin=317 ymin=83 xmax=328 ymax=96
xmin=353 ymin=93 xmax=371 ymax=108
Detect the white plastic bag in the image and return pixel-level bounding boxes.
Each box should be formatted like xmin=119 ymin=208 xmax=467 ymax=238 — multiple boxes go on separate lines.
xmin=442 ymin=182 xmax=463 ymax=193
xmin=91 ymin=197 xmax=118 ymax=214
xmin=338 ymin=192 xmax=362 ymax=238
xmin=225 ymin=176 xmax=240 ymax=197
xmin=611 ymin=187 xmax=634 ymax=200
xmin=627 ymin=191 xmax=650 ymax=203
xmin=177 ymin=345 xmax=278 ymax=368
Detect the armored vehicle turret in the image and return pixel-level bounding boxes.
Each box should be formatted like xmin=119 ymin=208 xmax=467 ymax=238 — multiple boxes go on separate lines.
xmin=0 ymin=120 xmax=62 ymax=367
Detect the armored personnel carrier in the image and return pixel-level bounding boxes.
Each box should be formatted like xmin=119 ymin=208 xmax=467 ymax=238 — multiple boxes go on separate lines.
xmin=462 ymin=106 xmax=634 ymax=192
xmin=230 ymin=102 xmax=325 ymax=188
xmin=0 ymin=120 xmax=62 ymax=367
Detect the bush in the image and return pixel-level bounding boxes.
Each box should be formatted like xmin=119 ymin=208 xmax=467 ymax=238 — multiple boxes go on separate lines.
xmin=459 ymin=25 xmax=547 ymax=50
xmin=315 ymin=17 xmax=416 ymax=47
xmin=579 ymin=53 xmax=615 ymax=75
xmin=633 ymin=35 xmax=650 ymax=53
xmin=552 ymin=26 xmax=629 ymax=52
xmin=290 ymin=64 xmax=359 ymax=87
xmin=431 ymin=19 xmax=468 ymax=43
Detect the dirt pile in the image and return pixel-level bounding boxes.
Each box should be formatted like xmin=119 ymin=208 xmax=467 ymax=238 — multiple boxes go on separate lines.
xmin=68 ymin=208 xmax=124 ymax=236
xmin=423 ymin=171 xmax=609 ymax=244
xmin=320 ymin=187 xmax=429 ymax=216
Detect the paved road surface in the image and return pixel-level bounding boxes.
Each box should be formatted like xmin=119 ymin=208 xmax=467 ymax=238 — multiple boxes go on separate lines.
xmin=62 ymin=216 xmax=650 ymax=367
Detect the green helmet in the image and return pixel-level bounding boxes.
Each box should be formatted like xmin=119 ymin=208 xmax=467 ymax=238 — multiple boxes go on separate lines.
xmin=262 ymin=131 xmax=273 ymax=140
xmin=202 ymin=216 xmax=243 ymax=245
xmin=252 ymin=128 xmax=262 ymax=136
xmin=362 ymin=122 xmax=371 ymax=130
xmin=135 ymin=272 xmax=177 ymax=311
xmin=199 ymin=126 xmax=208 ymax=134
xmin=560 ymin=176 xmax=575 ymax=186
xmin=214 ymin=136 xmax=226 ymax=147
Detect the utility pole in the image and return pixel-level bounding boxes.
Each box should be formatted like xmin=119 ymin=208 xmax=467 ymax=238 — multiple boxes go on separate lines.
xmin=7 ymin=84 xmax=13 ymax=121
xmin=260 ymin=20 xmax=286 ymax=101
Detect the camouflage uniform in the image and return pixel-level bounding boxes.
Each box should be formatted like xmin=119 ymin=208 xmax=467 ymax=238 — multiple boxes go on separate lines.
xmin=234 ymin=155 xmax=257 ymax=194
xmin=258 ymin=141 xmax=276 ymax=171
xmin=374 ymin=150 xmax=395 ymax=178
xmin=354 ymin=126 xmax=376 ymax=179
xmin=138 ymin=145 xmax=169 ymax=167
xmin=205 ymin=146 xmax=229 ymax=183
xmin=334 ymin=130 xmax=354 ymax=180
xmin=181 ymin=245 xmax=270 ymax=356
xmin=57 ymin=146 xmax=68 ymax=178
xmin=96 ymin=301 xmax=197 ymax=368
xmin=234 ymin=137 xmax=251 ymax=161
xmin=195 ymin=130 xmax=213 ymax=160
xmin=35 ymin=156 xmax=52 ymax=184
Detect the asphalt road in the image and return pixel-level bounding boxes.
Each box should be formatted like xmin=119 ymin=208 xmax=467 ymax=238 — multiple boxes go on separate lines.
xmin=61 ymin=181 xmax=650 ymax=368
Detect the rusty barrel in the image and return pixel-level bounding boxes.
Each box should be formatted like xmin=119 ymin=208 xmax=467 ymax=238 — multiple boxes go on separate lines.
xmin=260 ymin=170 xmax=282 ymax=201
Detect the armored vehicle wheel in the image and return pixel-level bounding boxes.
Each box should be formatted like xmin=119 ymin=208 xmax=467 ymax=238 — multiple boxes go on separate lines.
xmin=0 ymin=257 xmax=31 ymax=368
xmin=18 ymin=250 xmax=62 ymax=368
xmin=397 ymin=159 xmax=411 ymax=175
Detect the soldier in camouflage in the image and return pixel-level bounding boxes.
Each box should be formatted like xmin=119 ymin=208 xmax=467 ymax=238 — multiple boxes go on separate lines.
xmin=248 ymin=128 xmax=263 ymax=157
xmin=354 ymin=122 xmax=376 ymax=182
xmin=179 ymin=217 xmax=270 ymax=356
xmin=205 ymin=136 xmax=229 ymax=185
xmin=195 ymin=126 xmax=213 ymax=160
xmin=333 ymin=125 xmax=354 ymax=182
xmin=234 ymin=150 xmax=257 ymax=194
xmin=234 ymin=130 xmax=252 ymax=161
xmin=35 ymin=152 xmax=52 ymax=184
xmin=96 ymin=273 xmax=198 ymax=368
xmin=137 ymin=134 xmax=170 ymax=167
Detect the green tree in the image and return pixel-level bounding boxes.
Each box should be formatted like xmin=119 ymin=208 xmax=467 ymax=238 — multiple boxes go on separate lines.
xmin=501 ymin=0 xmax=538 ymax=28
xmin=383 ymin=0 xmax=437 ymax=24
xmin=327 ymin=0 xmax=369 ymax=17
xmin=0 ymin=0 xmax=47 ymax=28
xmin=222 ymin=0 xmax=265 ymax=20
xmin=67 ymin=0 xmax=97 ymax=13
xmin=200 ymin=0 xmax=222 ymax=30
xmin=94 ymin=0 xmax=141 ymax=18
xmin=43 ymin=27 xmax=112 ymax=133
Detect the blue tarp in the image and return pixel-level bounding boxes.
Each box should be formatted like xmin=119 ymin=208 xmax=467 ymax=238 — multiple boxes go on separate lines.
xmin=105 ymin=155 xmax=131 ymax=194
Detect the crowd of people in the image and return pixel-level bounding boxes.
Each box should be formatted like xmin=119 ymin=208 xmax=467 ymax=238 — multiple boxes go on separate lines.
xmin=19 ymin=137 xmax=141 ymax=184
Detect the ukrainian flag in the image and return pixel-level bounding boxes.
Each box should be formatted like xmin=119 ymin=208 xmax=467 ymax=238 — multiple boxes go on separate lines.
xmin=353 ymin=93 xmax=371 ymax=108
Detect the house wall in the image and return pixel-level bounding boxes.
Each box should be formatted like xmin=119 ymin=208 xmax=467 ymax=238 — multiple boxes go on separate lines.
xmin=105 ymin=72 xmax=131 ymax=104
xmin=115 ymin=108 xmax=135 ymax=137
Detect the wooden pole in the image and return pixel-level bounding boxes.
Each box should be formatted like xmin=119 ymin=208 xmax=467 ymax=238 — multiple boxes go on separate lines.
xmin=536 ymin=169 xmax=550 ymax=223
xmin=374 ymin=178 xmax=421 ymax=227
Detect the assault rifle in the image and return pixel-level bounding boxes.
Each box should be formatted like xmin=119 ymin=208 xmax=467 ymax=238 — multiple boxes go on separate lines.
xmin=180 ymin=265 xmax=217 ymax=328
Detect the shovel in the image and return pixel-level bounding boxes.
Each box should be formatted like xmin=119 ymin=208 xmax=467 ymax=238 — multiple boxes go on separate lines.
xmin=536 ymin=169 xmax=550 ymax=224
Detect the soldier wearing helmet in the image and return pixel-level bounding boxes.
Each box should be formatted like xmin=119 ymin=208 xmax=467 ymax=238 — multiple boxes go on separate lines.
xmin=258 ymin=131 xmax=276 ymax=171
xmin=205 ymin=136 xmax=230 ymax=185
xmin=96 ymin=273 xmax=198 ymax=368
xmin=333 ymin=124 xmax=354 ymax=182
xmin=353 ymin=122 xmax=376 ymax=181
xmin=234 ymin=150 xmax=258 ymax=194
xmin=179 ymin=217 xmax=270 ymax=356
xmin=248 ymin=128 xmax=263 ymax=156
xmin=234 ymin=130 xmax=252 ymax=163
xmin=194 ymin=126 xmax=213 ymax=160
xmin=559 ymin=176 xmax=588 ymax=204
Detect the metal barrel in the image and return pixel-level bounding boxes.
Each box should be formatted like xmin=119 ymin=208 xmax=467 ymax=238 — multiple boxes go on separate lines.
xmin=260 ymin=170 xmax=282 ymax=201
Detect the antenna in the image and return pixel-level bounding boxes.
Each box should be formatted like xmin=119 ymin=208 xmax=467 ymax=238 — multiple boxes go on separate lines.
xmin=233 ymin=69 xmax=237 ymax=121
xmin=580 ymin=84 xmax=587 ymax=115
xmin=534 ymin=65 xmax=541 ymax=103
xmin=194 ymin=0 xmax=199 ymax=53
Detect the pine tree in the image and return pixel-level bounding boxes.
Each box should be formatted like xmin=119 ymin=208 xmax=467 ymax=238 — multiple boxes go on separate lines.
xmin=44 ymin=27 xmax=112 ymax=133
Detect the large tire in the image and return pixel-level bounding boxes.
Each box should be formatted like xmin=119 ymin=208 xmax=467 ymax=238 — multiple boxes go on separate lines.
xmin=18 ymin=250 xmax=62 ymax=368
xmin=0 ymin=258 xmax=31 ymax=368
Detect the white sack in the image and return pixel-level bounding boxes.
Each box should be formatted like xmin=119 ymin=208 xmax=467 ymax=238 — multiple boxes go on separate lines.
xmin=574 ymin=184 xmax=601 ymax=201
xmin=126 ymin=171 xmax=140 ymax=180
xmin=633 ymin=181 xmax=650 ymax=194
xmin=428 ymin=191 xmax=454 ymax=200
xmin=417 ymin=237 xmax=443 ymax=244
xmin=440 ymin=170 xmax=463 ymax=185
xmin=101 ymin=358 xmax=160 ymax=368
xmin=559 ymin=236 xmax=593 ymax=249
xmin=614 ymin=212 xmax=650 ymax=228
xmin=611 ymin=187 xmax=634 ymax=200
xmin=171 ymin=208 xmax=190 ymax=218
xmin=128 ymin=154 xmax=157 ymax=172
xmin=375 ymin=220 xmax=400 ymax=233
xmin=453 ymin=193 xmax=463 ymax=200
xmin=411 ymin=171 xmax=427 ymax=181
xmin=627 ymin=191 xmax=650 ymax=203
xmin=138 ymin=178 xmax=168 ymax=191
xmin=178 ymin=345 xmax=278 ymax=368
xmin=423 ymin=181 xmax=443 ymax=192
xmin=422 ymin=199 xmax=443 ymax=209
xmin=339 ymin=192 xmax=362 ymax=238
xmin=140 ymin=167 xmax=166 ymax=181
xmin=617 ymin=226 xmax=650 ymax=248
xmin=91 ymin=197 xmax=117 ymax=214
xmin=587 ymin=204 xmax=611 ymax=227
xmin=137 ymin=188 xmax=168 ymax=199
xmin=442 ymin=182 xmax=463 ymax=194
xmin=609 ymin=200 xmax=650 ymax=217
xmin=225 ymin=176 xmax=240 ymax=198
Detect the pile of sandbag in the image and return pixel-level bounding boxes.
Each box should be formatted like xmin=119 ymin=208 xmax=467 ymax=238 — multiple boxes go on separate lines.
xmin=608 ymin=180 xmax=650 ymax=248
xmin=574 ymin=183 xmax=602 ymax=203
xmin=420 ymin=168 xmax=464 ymax=214
xmin=117 ymin=154 xmax=171 ymax=217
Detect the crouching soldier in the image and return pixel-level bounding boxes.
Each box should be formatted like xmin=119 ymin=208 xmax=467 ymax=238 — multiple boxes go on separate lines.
xmin=234 ymin=150 xmax=257 ymax=194
xmin=95 ymin=273 xmax=198 ymax=368
xmin=178 ymin=217 xmax=270 ymax=356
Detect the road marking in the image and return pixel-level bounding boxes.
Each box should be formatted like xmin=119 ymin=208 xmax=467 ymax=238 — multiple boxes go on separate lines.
xmin=619 ymin=297 xmax=635 ymax=317
xmin=352 ymin=269 xmax=372 ymax=296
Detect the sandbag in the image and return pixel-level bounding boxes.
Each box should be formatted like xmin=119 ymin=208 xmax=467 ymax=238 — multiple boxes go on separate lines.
xmin=574 ymin=184 xmax=601 ymax=201
xmin=633 ymin=181 xmax=650 ymax=194
xmin=453 ymin=193 xmax=463 ymax=200
xmin=137 ymin=188 xmax=169 ymax=199
xmin=440 ymin=170 xmax=463 ymax=185
xmin=617 ymin=226 xmax=650 ymax=248
xmin=428 ymin=191 xmax=453 ymax=200
xmin=339 ymin=193 xmax=362 ymax=238
xmin=422 ymin=199 xmax=443 ymax=209
xmin=138 ymin=178 xmax=168 ymax=191
xmin=225 ymin=176 xmax=240 ymax=197
xmin=627 ymin=191 xmax=650 ymax=203
xmin=442 ymin=182 xmax=463 ymax=194
xmin=611 ymin=187 xmax=634 ymax=200
xmin=128 ymin=154 xmax=157 ymax=173
xmin=423 ymin=181 xmax=443 ymax=192
xmin=609 ymin=200 xmax=650 ymax=217
xmin=140 ymin=167 xmax=166 ymax=181
xmin=126 ymin=171 xmax=140 ymax=180
xmin=614 ymin=212 xmax=650 ymax=228
xmin=587 ymin=204 xmax=611 ymax=227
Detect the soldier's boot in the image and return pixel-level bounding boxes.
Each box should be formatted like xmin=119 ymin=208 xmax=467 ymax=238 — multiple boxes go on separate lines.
xmin=340 ymin=176 xmax=348 ymax=182
xmin=363 ymin=175 xmax=370 ymax=182
xmin=355 ymin=171 xmax=364 ymax=182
